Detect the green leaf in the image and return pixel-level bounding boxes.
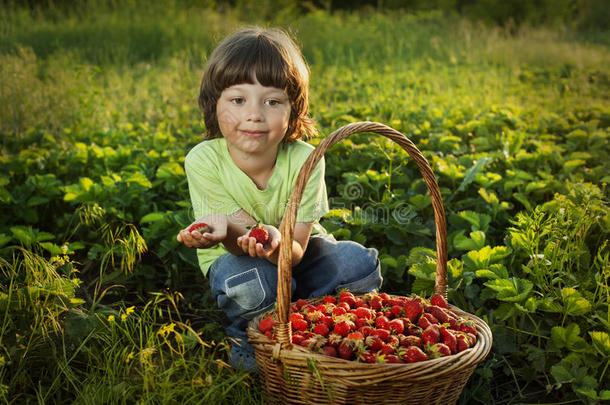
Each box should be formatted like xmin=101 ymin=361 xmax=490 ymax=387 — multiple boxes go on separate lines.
xmin=454 ymin=230 xmax=486 ymax=251
xmin=589 ymin=331 xmax=610 ymax=358
xmin=551 ymin=324 xmax=584 ymax=350
xmin=156 ymin=162 xmax=185 ymax=178
xmin=484 ymin=277 xmax=533 ymax=302
xmin=475 ymin=264 xmax=509 ymax=280
xmin=561 ymin=288 xmax=591 ymax=316
xmin=140 ymin=212 xmax=166 ymax=223
xmin=455 ymin=157 xmax=492 ymax=194
xmin=125 ymin=171 xmax=152 ymax=188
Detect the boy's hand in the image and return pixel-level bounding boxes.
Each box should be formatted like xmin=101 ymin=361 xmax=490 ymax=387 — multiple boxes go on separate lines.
xmin=237 ymin=224 xmax=280 ymax=259
xmin=177 ymin=215 xmax=227 ymax=249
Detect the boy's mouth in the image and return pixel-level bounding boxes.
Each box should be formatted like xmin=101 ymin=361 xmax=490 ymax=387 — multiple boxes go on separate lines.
xmin=240 ymin=130 xmax=267 ymax=137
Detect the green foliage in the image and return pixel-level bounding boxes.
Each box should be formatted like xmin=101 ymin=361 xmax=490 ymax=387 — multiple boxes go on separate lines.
xmin=0 ymin=2 xmax=609 ymax=403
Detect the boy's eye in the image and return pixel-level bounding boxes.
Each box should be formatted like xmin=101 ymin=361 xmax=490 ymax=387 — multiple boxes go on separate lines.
xmin=265 ymin=99 xmax=280 ymax=106
xmin=231 ymin=97 xmax=245 ymax=104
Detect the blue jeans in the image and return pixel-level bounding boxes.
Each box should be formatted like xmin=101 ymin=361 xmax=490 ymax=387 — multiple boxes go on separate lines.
xmin=208 ymin=234 xmax=382 ymax=344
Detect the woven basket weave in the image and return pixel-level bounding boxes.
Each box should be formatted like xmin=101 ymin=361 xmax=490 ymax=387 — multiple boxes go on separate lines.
xmin=247 ymin=121 xmax=492 ymax=405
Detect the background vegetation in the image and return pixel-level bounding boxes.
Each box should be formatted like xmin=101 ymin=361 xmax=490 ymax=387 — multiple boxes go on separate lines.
xmin=1 ymin=0 xmax=608 ymax=403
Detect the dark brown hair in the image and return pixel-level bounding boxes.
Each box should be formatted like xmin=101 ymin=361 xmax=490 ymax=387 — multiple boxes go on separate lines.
xmin=199 ymin=27 xmax=316 ymax=142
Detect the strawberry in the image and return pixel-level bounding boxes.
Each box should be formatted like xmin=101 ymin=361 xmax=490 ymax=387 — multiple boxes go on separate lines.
xmin=388 ymin=319 xmax=405 ymax=334
xmin=322 ymin=345 xmax=338 ymax=357
xmin=390 ymin=304 xmax=404 ymax=317
xmin=399 ymin=335 xmax=423 ymax=348
xmin=320 ymin=314 xmax=333 ymax=328
xmin=323 ymin=295 xmax=337 ymax=305
xmin=355 ymin=307 xmax=374 ymax=320
xmin=430 ymin=294 xmax=449 ymax=309
xmin=369 ymin=295 xmax=383 ymax=311
xmin=332 ymin=306 xmax=348 ymax=318
xmin=370 ymin=328 xmax=390 ymax=342
xmin=305 ymin=309 xmax=324 ymax=323
xmin=421 ymin=324 xmax=441 ymax=346
xmin=440 ymin=327 xmax=457 ymax=354
xmin=358 ymin=350 xmax=377 ymax=363
xmin=338 ymin=331 xmax=364 ymax=360
xmin=418 ymin=313 xmax=439 ymax=329
xmin=458 ymin=321 xmax=477 ymax=336
xmin=387 ymin=335 xmax=400 ymax=347
xmin=354 ymin=297 xmax=368 ymax=308
xmin=313 ymin=323 xmax=330 ymax=337
xmin=188 ymin=222 xmax=210 ymax=233
xmin=426 ymin=342 xmax=451 ymax=358
xmin=402 ymin=346 xmax=429 ymax=363
xmin=375 ymin=315 xmax=390 ymax=331
xmin=384 ymin=354 xmax=404 ymax=363
xmin=358 ymin=325 xmax=373 ymax=337
xmin=338 ymin=342 xmax=354 ymax=360
xmin=403 ymin=299 xmax=423 ymax=322
xmin=333 ymin=321 xmax=352 ymax=337
xmin=365 ymin=335 xmax=383 ymax=352
xmin=456 ymin=333 xmax=471 ymax=352
xmin=339 ymin=291 xmax=356 ymax=308
xmin=289 ymin=312 xmax=304 ymax=323
xmin=380 ymin=343 xmax=395 ymax=355
xmin=425 ymin=305 xmax=451 ymax=323
xmin=295 ymin=299 xmax=308 ymax=310
xmin=291 ymin=332 xmax=306 ymax=345
xmin=258 ymin=317 xmax=275 ymax=334
xmin=248 ymin=224 xmax=270 ymax=244
xmin=291 ymin=318 xmax=308 ymax=332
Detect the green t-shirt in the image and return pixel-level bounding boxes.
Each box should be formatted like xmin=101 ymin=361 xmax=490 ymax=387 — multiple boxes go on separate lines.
xmin=185 ymin=138 xmax=329 ymax=275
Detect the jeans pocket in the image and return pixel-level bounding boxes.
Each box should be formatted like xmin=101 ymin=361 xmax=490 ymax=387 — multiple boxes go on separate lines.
xmin=225 ymin=268 xmax=265 ymax=311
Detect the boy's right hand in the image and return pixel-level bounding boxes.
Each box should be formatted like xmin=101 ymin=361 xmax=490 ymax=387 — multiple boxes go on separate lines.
xmin=177 ymin=215 xmax=227 ymax=249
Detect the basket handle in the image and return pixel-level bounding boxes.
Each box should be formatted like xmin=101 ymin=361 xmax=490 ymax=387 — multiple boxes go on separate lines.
xmin=276 ymin=121 xmax=447 ymax=343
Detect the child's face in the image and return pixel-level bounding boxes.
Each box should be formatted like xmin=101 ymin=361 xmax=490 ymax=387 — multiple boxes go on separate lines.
xmin=216 ymin=78 xmax=291 ymax=157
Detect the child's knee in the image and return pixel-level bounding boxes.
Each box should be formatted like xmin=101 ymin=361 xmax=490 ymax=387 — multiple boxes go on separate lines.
xmin=209 ymin=256 xmax=277 ymax=320
xmin=337 ymin=241 xmax=382 ymax=292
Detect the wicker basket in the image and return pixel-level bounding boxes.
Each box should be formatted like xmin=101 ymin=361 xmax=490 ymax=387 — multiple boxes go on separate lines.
xmin=247 ymin=121 xmax=492 ymax=405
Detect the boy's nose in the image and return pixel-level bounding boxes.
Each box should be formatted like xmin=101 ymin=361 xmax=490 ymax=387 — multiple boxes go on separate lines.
xmin=245 ymin=104 xmax=264 ymax=121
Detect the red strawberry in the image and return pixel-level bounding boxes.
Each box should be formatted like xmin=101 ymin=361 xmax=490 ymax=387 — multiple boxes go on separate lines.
xmin=458 ymin=321 xmax=477 ymax=336
xmin=295 ymin=299 xmax=308 ymax=310
xmin=291 ymin=318 xmax=308 ymax=332
xmin=380 ymin=343 xmax=395 ymax=355
xmin=365 ymin=335 xmax=383 ymax=352
xmin=421 ymin=324 xmax=441 ymax=346
xmin=400 ymin=335 xmax=423 ymax=348
xmin=358 ymin=350 xmax=377 ymax=363
xmin=313 ymin=323 xmax=330 ymax=337
xmin=440 ymin=327 xmax=457 ymax=354
xmin=418 ymin=313 xmax=439 ymax=329
xmin=355 ymin=307 xmax=374 ymax=320
xmin=338 ymin=342 xmax=354 ymax=360
xmin=385 ymin=354 xmax=404 ymax=363
xmin=333 ymin=321 xmax=352 ymax=337
xmin=322 ymin=345 xmax=338 ymax=357
xmin=387 ymin=335 xmax=400 ymax=347
xmin=388 ymin=319 xmax=405 ymax=334
xmin=354 ymin=298 xmax=368 ymax=308
xmin=291 ymin=332 xmax=305 ymax=345
xmin=369 ymin=295 xmax=383 ymax=311
xmin=305 ymin=310 xmax=324 ymax=323
xmin=320 ymin=314 xmax=333 ymax=328
xmin=375 ymin=315 xmax=390 ymax=330
xmin=390 ymin=304 xmax=404 ymax=317
xmin=370 ymin=328 xmax=390 ymax=342
xmin=289 ymin=312 xmax=304 ymax=323
xmin=358 ymin=325 xmax=373 ymax=337
xmin=402 ymin=346 xmax=429 ymax=363
xmin=339 ymin=291 xmax=356 ymax=308
xmin=188 ymin=222 xmax=210 ymax=233
xmin=248 ymin=224 xmax=269 ymax=244
xmin=425 ymin=305 xmax=451 ymax=323
xmin=427 ymin=342 xmax=451 ymax=358
xmin=332 ymin=306 xmax=348 ymax=318
xmin=430 ymin=294 xmax=449 ymax=309
xmin=258 ymin=317 xmax=275 ymax=334
xmin=456 ymin=333 xmax=471 ymax=352
xmin=323 ymin=295 xmax=337 ymax=305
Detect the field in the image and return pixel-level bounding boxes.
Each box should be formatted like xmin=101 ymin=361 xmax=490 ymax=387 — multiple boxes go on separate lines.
xmin=1 ymin=1 xmax=609 ymax=404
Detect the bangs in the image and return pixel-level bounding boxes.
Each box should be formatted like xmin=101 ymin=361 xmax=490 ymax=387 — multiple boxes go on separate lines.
xmin=215 ymin=35 xmax=290 ymax=92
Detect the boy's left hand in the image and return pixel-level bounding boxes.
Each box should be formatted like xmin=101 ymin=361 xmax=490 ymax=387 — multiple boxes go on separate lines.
xmin=237 ymin=224 xmax=281 ymax=259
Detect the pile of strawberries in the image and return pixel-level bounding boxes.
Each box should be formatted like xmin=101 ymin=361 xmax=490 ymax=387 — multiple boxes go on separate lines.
xmin=257 ymin=291 xmax=477 ymax=364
